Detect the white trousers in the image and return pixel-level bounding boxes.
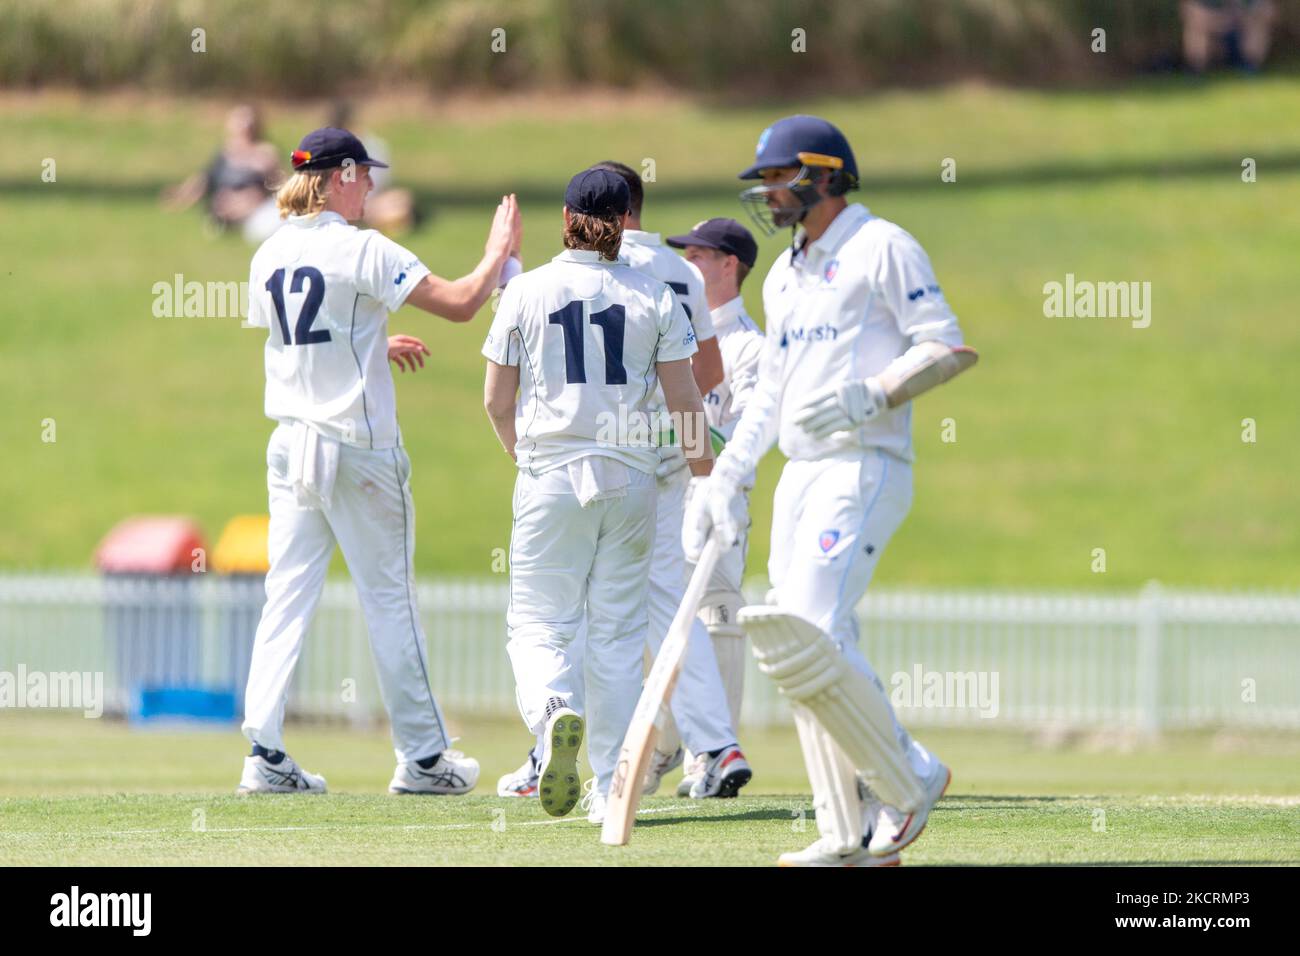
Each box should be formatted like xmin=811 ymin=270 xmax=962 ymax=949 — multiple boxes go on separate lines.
xmin=659 ymin=485 xmax=750 ymax=757
xmin=528 ymin=470 xmax=740 ymax=766
xmin=693 ymin=485 xmax=750 ymax=728
xmin=768 ymin=449 xmax=936 ymax=781
xmin=644 ymin=471 xmax=737 ymax=756
xmin=506 ymin=464 xmax=657 ymax=794
xmin=242 ymin=423 xmax=450 ymax=763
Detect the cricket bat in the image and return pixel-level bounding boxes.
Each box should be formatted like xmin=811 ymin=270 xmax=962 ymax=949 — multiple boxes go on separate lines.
xmin=601 ymin=532 xmax=723 ymax=846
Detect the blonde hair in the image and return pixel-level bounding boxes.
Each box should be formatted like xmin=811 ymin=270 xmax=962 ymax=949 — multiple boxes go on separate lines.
xmin=563 ymin=211 xmax=624 ymax=261
xmin=276 ymin=169 xmax=332 ymax=218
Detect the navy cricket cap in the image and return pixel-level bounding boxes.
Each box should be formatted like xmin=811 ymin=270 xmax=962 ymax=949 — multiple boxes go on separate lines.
xmin=738 ymin=115 xmax=857 ymax=181
xmin=290 ymin=127 xmax=389 ymax=172
xmin=666 ymin=218 xmax=758 ymax=268
xmin=564 ymin=167 xmax=630 ymax=218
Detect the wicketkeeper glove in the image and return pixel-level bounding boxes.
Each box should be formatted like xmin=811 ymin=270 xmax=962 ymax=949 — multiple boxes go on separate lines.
xmin=793 ymin=377 xmax=887 ymax=440
xmin=654 ymin=442 xmax=689 ymax=481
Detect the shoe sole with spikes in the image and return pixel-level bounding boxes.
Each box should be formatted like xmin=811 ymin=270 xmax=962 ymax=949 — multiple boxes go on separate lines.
xmin=539 ymin=709 xmax=584 ymax=817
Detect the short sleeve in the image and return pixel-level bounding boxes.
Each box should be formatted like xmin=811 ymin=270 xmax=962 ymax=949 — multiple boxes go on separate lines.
xmin=356 ymin=232 xmax=432 ymax=312
xmin=654 ymin=283 xmax=699 ymax=363
xmin=246 ymin=259 xmax=270 ymax=329
xmin=481 ymin=280 xmax=523 ymax=366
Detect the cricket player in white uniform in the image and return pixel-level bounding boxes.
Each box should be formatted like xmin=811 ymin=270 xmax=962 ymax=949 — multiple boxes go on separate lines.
xmin=685 ymin=116 xmax=977 ymax=866
xmin=656 ymin=218 xmax=765 ymax=796
xmin=496 ymin=167 xmax=752 ymax=802
xmin=483 ymin=167 xmax=713 ymax=824
xmin=239 ymin=127 xmax=521 ymax=795
xmin=598 ymin=162 xmax=750 ymax=799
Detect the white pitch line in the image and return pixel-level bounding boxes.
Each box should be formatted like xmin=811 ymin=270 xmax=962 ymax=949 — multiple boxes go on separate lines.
xmin=1133 ymin=794 xmax=1300 ymax=808
xmin=0 ymin=802 xmax=702 ymax=839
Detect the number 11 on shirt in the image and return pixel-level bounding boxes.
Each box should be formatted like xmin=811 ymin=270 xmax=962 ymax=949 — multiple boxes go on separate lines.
xmin=548 ymin=301 xmax=626 ymax=385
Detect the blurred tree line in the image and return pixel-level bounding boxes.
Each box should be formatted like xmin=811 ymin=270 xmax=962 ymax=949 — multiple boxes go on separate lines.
xmin=1 ymin=0 xmax=1294 ymax=96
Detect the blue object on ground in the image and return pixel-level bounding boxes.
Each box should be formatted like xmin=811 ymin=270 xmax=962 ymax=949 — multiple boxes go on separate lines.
xmin=134 ymin=686 xmax=238 ymax=724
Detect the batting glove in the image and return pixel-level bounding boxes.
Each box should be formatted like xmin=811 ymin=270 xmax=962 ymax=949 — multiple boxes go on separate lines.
xmin=654 ymin=442 xmax=688 ymax=482
xmin=683 ymin=461 xmax=745 ymax=561
xmin=793 ymin=377 xmax=887 ymax=440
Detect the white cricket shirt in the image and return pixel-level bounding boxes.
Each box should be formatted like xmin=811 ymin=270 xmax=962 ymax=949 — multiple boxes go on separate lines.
xmin=703 ymin=295 xmax=764 ymax=440
xmin=619 ymin=230 xmax=716 ymax=342
xmin=726 ymin=204 xmax=965 ymax=468
xmin=482 ymin=248 xmax=698 ymax=476
xmin=247 ymin=211 xmax=429 ymax=449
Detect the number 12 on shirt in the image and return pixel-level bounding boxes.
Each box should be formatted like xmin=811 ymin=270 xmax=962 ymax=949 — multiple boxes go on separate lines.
xmin=266 ymin=266 xmax=331 ymax=346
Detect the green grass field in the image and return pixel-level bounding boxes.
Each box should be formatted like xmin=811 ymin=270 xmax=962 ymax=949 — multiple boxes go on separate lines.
xmin=1 ymin=78 xmax=1298 ymax=585
xmin=2 ymin=715 xmax=1297 ymax=865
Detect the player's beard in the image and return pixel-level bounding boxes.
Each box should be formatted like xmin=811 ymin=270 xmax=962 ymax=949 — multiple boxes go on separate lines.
xmin=770 ymin=203 xmax=803 ymax=228
xmin=739 ymin=185 xmax=805 ymax=236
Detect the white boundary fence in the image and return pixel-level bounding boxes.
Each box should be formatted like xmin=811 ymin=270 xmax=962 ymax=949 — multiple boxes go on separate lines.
xmin=0 ymin=573 xmax=1297 ymax=731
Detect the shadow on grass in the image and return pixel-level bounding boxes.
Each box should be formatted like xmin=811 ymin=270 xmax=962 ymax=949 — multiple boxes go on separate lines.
xmin=633 ymin=806 xmax=805 ymax=828
xmin=633 ymin=792 xmax=1195 ymax=831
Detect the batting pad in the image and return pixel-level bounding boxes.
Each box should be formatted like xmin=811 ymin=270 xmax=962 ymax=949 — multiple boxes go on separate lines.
xmin=740 ymin=606 xmax=925 ymax=811
xmin=792 ymin=703 xmax=864 ymax=852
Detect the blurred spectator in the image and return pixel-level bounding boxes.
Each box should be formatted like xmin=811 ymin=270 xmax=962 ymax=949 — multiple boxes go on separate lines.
xmin=162 ymin=104 xmax=284 ymax=243
xmin=327 ymin=101 xmax=418 ymax=235
xmin=1181 ymin=0 xmax=1276 ymax=73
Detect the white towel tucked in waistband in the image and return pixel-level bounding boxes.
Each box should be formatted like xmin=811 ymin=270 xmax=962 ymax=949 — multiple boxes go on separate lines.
xmin=566 ymin=456 xmax=629 ymax=508
xmin=287 ymin=421 xmax=341 ymax=510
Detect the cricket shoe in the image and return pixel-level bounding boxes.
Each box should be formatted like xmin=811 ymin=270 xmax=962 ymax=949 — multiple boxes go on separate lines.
xmin=675 ymin=752 xmax=706 ymax=797
xmin=641 ymin=745 xmax=683 ymax=795
xmin=237 ymin=748 xmax=327 ymax=794
xmin=777 ymin=836 xmax=901 ymax=868
xmin=580 ymin=778 xmax=607 ymax=826
xmin=389 ymin=750 xmax=480 ymax=795
xmin=497 ymin=747 xmax=540 ymax=798
xmin=866 ymin=760 xmax=951 ymax=856
xmin=539 ymin=706 xmax=584 ymax=817
xmin=688 ymin=744 xmax=752 ymax=798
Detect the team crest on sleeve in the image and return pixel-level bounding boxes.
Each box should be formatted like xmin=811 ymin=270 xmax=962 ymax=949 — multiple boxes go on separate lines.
xmin=818 ymin=529 xmax=841 ymax=553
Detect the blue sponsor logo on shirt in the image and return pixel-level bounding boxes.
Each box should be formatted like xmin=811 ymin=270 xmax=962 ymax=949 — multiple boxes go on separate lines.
xmin=684 ymin=330 xmax=697 ymax=346
xmin=780 ymin=324 xmax=838 ymax=347
xmin=395 ymin=272 xmax=407 ymax=286
xmin=907 ymin=283 xmax=942 ymax=301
